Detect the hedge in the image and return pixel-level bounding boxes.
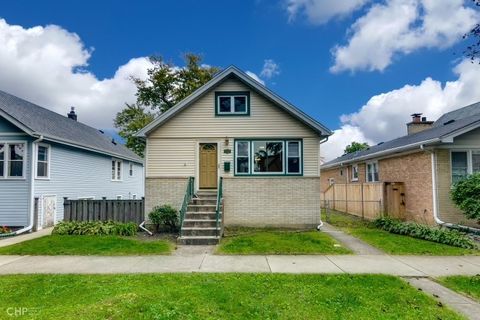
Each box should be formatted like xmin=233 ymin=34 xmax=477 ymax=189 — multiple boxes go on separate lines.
xmin=52 ymin=221 xmax=137 ymax=236
xmin=374 ymin=218 xmax=477 ymax=249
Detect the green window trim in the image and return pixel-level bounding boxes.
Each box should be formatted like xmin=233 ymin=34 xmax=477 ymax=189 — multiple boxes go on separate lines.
xmin=233 ymin=138 xmax=303 ymax=176
xmin=215 ymin=91 xmax=250 ymax=116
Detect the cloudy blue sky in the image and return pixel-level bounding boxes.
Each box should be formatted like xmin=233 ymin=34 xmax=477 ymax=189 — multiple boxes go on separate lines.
xmin=1 ymin=0 xmax=479 ymax=160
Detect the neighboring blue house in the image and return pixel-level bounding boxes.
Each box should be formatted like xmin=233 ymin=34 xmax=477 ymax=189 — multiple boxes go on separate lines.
xmin=0 ymin=90 xmax=144 ymax=233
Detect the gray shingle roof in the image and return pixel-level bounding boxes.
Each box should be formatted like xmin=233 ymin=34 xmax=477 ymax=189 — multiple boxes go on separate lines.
xmin=433 ymin=101 xmax=480 ymax=127
xmin=322 ymin=104 xmax=480 ymax=168
xmin=0 ymin=90 xmax=142 ymax=163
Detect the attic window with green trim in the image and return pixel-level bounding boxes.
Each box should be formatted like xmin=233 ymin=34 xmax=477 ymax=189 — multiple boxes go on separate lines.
xmin=215 ymin=92 xmax=250 ymax=115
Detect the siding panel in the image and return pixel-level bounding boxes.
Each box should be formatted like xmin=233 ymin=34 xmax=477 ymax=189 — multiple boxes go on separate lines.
xmin=34 ymin=142 xmax=144 ymax=225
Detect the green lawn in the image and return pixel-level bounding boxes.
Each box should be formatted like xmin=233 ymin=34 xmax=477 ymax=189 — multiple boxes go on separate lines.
xmin=325 ymin=210 xmax=479 ymax=256
xmin=217 ymin=228 xmax=352 ymax=255
xmin=0 ymin=235 xmax=172 ymax=256
xmin=0 ymin=274 xmax=463 ymax=320
xmin=437 ymin=275 xmax=480 ymax=302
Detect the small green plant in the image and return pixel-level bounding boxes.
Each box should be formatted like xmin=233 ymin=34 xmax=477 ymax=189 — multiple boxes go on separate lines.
xmin=451 ymin=173 xmax=480 ymax=222
xmin=52 ymin=221 xmax=137 ymax=236
xmin=148 ymin=205 xmax=179 ymax=232
xmin=374 ymin=217 xmax=477 ymax=249
xmin=0 ymin=226 xmax=12 ymax=234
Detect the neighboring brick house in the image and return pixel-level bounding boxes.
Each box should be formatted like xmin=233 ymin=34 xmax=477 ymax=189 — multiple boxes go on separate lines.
xmin=137 ymin=66 xmax=332 ymax=244
xmin=321 ymin=104 xmax=480 ymax=230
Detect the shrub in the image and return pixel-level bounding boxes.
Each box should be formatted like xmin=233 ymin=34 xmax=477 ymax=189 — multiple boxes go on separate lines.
xmin=52 ymin=221 xmax=137 ymax=236
xmin=374 ymin=217 xmax=477 ymax=249
xmin=148 ymin=205 xmax=179 ymax=232
xmin=451 ymin=173 xmax=480 ymax=222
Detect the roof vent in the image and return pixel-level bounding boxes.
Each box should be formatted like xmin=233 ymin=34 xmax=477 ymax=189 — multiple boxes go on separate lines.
xmin=99 ymin=130 xmax=104 ymax=134
xmin=444 ymin=119 xmax=455 ymax=125
xmin=67 ymin=106 xmax=77 ymax=121
xmin=377 ymin=142 xmax=384 ymax=145
xmin=111 ymin=138 xmax=117 ymax=145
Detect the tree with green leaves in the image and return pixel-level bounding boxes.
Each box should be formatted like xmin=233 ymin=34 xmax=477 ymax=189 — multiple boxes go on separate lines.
xmin=114 ymin=54 xmax=219 ymax=156
xmin=464 ymin=0 xmax=480 ymax=62
xmin=344 ymin=141 xmax=369 ymax=155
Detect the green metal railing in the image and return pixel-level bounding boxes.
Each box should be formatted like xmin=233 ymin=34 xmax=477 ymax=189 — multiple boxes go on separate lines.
xmin=179 ymin=176 xmax=195 ymax=237
xmin=215 ymin=177 xmax=223 ymax=237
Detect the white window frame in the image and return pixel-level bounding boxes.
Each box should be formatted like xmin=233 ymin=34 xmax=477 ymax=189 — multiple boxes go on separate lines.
xmin=351 ymin=164 xmax=359 ymax=182
xmin=111 ymin=159 xmax=123 ymax=181
xmin=366 ymin=161 xmax=379 ymax=182
xmin=450 ymin=149 xmax=480 ymax=184
xmin=0 ymin=141 xmax=27 ymax=180
xmin=234 ymin=140 xmax=251 ymax=175
xmin=128 ymin=162 xmax=134 ymax=177
xmin=217 ymin=94 xmax=249 ymax=115
xmin=35 ymin=143 xmax=51 ymax=180
xmin=286 ymin=140 xmax=302 ymax=174
xmin=251 ymin=140 xmax=285 ymax=175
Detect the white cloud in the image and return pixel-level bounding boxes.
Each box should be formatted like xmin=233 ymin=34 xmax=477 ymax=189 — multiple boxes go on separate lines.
xmin=331 ymin=0 xmax=479 ymax=73
xmin=260 ymin=59 xmax=280 ymax=79
xmin=286 ymin=0 xmax=369 ymax=24
xmin=322 ymin=59 xmax=480 ymax=161
xmin=246 ymin=71 xmax=265 ymax=85
xmin=0 ymin=19 xmax=152 ymax=129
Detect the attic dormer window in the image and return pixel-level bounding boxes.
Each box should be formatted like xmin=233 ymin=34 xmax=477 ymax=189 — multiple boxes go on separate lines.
xmin=215 ymin=91 xmax=250 ymax=116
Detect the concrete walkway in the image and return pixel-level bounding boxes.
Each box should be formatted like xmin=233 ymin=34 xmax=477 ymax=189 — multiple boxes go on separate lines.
xmin=321 ymin=223 xmax=384 ymax=255
xmin=0 ymin=228 xmax=52 ymax=248
xmin=406 ymin=277 xmax=480 ymax=320
xmin=0 ymin=253 xmax=478 ymax=276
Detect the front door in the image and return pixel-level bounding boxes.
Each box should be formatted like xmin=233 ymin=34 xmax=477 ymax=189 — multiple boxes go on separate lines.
xmin=42 ymin=195 xmax=57 ymax=228
xmin=199 ymin=143 xmax=218 ymax=189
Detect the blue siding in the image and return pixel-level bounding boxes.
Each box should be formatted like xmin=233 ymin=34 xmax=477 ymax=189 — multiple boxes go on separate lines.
xmin=34 ymin=142 xmax=144 ymax=224
xmin=0 ymin=135 xmax=33 ymax=226
xmin=0 ymin=115 xmax=23 ymax=133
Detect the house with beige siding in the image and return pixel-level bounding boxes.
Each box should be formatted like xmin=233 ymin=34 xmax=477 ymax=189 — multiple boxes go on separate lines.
xmin=321 ymin=104 xmax=480 ymax=231
xmin=137 ymin=66 xmax=332 ymax=244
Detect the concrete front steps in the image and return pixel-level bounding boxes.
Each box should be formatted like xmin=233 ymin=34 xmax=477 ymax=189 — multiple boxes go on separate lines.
xmin=177 ymin=190 xmax=222 ymax=245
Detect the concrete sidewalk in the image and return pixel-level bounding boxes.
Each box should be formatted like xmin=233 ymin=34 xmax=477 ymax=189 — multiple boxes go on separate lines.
xmin=0 ymin=228 xmax=52 ymax=248
xmin=0 ymin=253 xmax=478 ymax=276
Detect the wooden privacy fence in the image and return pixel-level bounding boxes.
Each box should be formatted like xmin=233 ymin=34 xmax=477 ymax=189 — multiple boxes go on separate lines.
xmin=63 ymin=197 xmax=145 ymax=224
xmin=321 ymin=183 xmax=384 ymax=220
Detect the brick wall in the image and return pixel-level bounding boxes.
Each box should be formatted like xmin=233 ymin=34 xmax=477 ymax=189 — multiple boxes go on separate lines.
xmin=223 ymin=177 xmax=320 ymax=228
xmin=378 ymin=151 xmax=434 ymax=224
xmin=145 ymin=177 xmax=188 ymax=215
xmin=435 ymin=149 xmax=480 ymax=228
xmin=320 ymin=163 xmax=366 ymax=192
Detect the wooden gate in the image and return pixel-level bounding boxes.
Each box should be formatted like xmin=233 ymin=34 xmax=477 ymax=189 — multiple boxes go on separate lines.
xmin=384 ymin=182 xmax=406 ymax=219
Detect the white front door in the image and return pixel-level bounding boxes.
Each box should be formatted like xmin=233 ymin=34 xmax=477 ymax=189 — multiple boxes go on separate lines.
xmin=42 ymin=195 xmax=57 ymax=228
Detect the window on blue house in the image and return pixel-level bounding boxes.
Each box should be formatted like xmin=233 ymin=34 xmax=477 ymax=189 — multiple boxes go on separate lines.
xmin=36 ymin=145 xmax=50 ymax=178
xmin=0 ymin=144 xmax=4 ymax=177
xmin=8 ymin=143 xmax=25 ymax=178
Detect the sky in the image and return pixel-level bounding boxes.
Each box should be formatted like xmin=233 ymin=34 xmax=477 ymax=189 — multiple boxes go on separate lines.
xmin=0 ymin=0 xmax=480 ymax=161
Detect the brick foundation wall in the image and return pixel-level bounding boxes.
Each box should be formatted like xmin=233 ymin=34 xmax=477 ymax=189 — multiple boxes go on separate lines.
xmin=223 ymin=177 xmax=320 ymax=228
xmin=378 ymin=152 xmax=434 ymax=224
xmin=145 ymin=177 xmax=188 ymax=215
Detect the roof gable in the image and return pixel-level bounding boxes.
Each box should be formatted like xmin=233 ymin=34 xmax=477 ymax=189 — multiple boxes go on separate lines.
xmin=0 ymin=90 xmax=142 ymax=163
xmin=136 ymin=66 xmax=332 ymax=137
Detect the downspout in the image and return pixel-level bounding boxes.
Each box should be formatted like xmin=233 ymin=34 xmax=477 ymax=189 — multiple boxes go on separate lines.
xmin=15 ymin=135 xmax=43 ymax=235
xmin=423 ymin=145 xmax=480 ymax=233
xmin=317 ymin=135 xmax=329 ymax=230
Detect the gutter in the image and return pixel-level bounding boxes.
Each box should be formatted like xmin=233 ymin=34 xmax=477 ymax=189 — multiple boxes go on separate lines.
xmin=15 ymin=135 xmax=44 ymax=235
xmin=317 ymin=136 xmax=329 ymax=230
xmin=426 ymin=146 xmax=480 ymax=234
xmin=321 ymin=138 xmax=441 ymax=170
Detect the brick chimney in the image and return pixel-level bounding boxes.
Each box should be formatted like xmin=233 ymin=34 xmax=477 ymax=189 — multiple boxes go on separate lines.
xmin=407 ymin=113 xmax=433 ymax=135
xmin=67 ymin=107 xmax=77 ymax=121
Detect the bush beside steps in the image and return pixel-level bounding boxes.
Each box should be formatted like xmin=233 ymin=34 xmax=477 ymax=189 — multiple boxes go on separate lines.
xmin=374 ymin=217 xmax=477 ymax=249
xmin=52 ymin=221 xmax=137 ymax=236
